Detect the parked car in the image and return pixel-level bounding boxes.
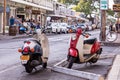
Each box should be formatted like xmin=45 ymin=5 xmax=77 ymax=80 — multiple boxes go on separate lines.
xmin=67 ymin=25 xmax=77 ymax=33
xmin=45 ymin=23 xmax=52 ymax=33
xmin=59 ymin=23 xmax=68 ymax=33
xmin=51 ymin=23 xmax=61 ymax=34
xmin=76 ymin=23 xmax=87 ymax=30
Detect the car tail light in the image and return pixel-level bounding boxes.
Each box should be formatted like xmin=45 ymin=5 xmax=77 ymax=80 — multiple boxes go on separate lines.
xmin=69 ymin=48 xmax=78 ymax=57
xmin=23 ymin=47 xmax=30 ymax=53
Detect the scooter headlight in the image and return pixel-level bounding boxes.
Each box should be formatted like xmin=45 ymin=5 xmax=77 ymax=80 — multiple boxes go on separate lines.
xmin=69 ymin=48 xmax=78 ymax=57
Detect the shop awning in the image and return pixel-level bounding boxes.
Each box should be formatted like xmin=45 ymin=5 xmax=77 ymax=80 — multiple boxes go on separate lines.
xmin=10 ymin=0 xmax=53 ymax=11
xmin=49 ymin=14 xmax=66 ymax=18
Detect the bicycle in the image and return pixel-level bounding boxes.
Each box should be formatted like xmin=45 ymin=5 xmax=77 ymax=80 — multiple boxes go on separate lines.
xmin=99 ymin=26 xmax=118 ymax=42
xmin=106 ymin=30 xmax=118 ymax=42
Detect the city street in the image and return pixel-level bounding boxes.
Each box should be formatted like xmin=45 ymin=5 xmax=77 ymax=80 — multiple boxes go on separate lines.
xmin=0 ymin=30 xmax=119 ymax=80
xmin=0 ymin=0 xmax=120 ymax=80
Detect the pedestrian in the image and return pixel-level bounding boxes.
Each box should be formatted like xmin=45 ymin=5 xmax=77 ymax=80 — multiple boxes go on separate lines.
xmin=15 ymin=17 xmax=21 ymax=34
xmin=9 ymin=16 xmax=15 ymax=27
xmin=109 ymin=22 xmax=113 ymax=31
xmin=115 ymin=20 xmax=119 ymax=32
xmin=36 ymin=22 xmax=41 ymax=29
xmin=23 ymin=19 xmax=28 ymax=31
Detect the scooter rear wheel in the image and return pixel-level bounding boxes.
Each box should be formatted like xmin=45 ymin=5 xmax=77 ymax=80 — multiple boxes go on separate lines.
xmin=67 ymin=57 xmax=75 ymax=69
xmin=25 ymin=62 xmax=33 ymax=73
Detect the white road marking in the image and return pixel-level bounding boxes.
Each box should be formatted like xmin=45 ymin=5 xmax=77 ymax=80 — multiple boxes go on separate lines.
xmin=0 ymin=65 xmax=21 ymax=74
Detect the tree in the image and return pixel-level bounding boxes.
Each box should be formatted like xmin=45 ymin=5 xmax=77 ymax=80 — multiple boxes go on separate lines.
xmin=73 ymin=0 xmax=97 ymax=18
xmin=107 ymin=9 xmax=115 ymax=16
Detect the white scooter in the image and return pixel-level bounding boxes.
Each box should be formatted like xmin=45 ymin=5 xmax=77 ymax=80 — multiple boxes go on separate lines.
xmin=18 ymin=29 xmax=49 ymax=73
xmin=67 ymin=28 xmax=102 ymax=68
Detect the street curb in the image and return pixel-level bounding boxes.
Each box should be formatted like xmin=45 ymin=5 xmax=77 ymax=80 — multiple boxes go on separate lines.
xmin=100 ymin=42 xmax=120 ymax=46
xmin=52 ymin=59 xmax=104 ymax=80
xmin=51 ymin=54 xmax=115 ymax=80
xmin=106 ymin=55 xmax=120 ymax=80
xmin=12 ymin=35 xmax=31 ymax=39
xmin=99 ymin=54 xmax=115 ymax=60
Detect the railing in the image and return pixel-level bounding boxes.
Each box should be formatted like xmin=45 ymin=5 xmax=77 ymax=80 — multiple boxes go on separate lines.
xmin=22 ymin=0 xmax=53 ymax=9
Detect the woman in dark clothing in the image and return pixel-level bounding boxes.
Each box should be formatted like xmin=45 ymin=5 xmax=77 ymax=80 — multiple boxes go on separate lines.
xmin=10 ymin=16 xmax=15 ymax=26
xmin=109 ymin=22 xmax=113 ymax=31
xmin=36 ymin=22 xmax=41 ymax=29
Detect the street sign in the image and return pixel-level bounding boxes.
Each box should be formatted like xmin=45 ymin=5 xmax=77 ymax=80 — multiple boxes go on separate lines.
xmin=100 ymin=0 xmax=108 ymax=10
xmin=113 ymin=4 xmax=120 ymax=12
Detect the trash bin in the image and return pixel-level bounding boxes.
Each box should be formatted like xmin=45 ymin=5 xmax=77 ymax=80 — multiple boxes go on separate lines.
xmin=9 ymin=26 xmax=17 ymax=36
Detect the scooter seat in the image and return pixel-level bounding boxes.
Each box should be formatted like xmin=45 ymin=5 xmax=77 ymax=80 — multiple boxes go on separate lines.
xmin=84 ymin=38 xmax=96 ymax=44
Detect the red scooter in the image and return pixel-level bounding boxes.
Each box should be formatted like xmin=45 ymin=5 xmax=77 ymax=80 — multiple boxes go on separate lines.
xmin=67 ymin=28 xmax=102 ymax=68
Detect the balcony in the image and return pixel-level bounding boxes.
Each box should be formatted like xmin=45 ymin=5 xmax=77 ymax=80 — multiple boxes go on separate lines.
xmin=10 ymin=0 xmax=53 ymax=11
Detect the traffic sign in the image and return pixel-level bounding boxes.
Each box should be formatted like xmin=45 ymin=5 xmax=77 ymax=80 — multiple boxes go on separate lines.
xmin=113 ymin=4 xmax=120 ymax=12
xmin=100 ymin=0 xmax=108 ymax=10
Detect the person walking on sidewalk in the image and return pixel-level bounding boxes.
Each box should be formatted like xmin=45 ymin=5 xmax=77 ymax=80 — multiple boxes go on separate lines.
xmin=109 ymin=22 xmax=113 ymax=31
xmin=9 ymin=16 xmax=15 ymax=27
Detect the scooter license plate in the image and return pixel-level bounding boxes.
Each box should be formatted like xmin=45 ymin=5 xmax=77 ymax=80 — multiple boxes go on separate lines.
xmin=20 ymin=55 xmax=30 ymax=64
xmin=20 ymin=55 xmax=30 ymax=60
xmin=21 ymin=60 xmax=28 ymax=64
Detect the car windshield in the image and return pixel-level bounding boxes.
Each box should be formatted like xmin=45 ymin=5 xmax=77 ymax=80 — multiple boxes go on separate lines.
xmin=51 ymin=23 xmax=57 ymax=27
xmin=70 ymin=25 xmax=76 ymax=29
xmin=77 ymin=24 xmax=84 ymax=26
xmin=61 ymin=23 xmax=67 ymax=27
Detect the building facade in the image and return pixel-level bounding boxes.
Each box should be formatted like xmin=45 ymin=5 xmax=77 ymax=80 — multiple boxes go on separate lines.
xmin=48 ymin=1 xmax=75 ymax=23
xmin=0 ymin=0 xmax=53 ymax=33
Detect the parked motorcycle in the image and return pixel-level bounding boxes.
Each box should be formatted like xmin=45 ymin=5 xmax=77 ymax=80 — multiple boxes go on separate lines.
xmin=67 ymin=28 xmax=102 ymax=68
xmin=18 ymin=29 xmax=49 ymax=73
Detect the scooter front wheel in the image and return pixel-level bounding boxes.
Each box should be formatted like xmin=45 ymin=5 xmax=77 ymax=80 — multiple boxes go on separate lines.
xmin=67 ymin=57 xmax=75 ymax=69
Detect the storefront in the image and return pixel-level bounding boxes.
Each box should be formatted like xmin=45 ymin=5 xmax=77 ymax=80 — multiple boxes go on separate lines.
xmin=10 ymin=0 xmax=53 ymax=27
xmin=0 ymin=6 xmax=10 ymax=33
xmin=16 ymin=7 xmax=26 ymax=21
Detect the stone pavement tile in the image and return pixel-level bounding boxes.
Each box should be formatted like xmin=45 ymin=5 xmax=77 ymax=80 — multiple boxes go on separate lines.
xmin=107 ymin=55 xmax=120 ymax=80
xmin=101 ymin=33 xmax=120 ymax=46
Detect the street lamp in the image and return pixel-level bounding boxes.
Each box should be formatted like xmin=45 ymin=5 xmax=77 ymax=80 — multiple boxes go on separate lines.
xmin=3 ymin=0 xmax=6 ymax=35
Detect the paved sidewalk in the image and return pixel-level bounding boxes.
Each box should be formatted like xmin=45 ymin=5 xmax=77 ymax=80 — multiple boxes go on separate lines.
xmin=107 ymin=55 xmax=120 ymax=80
xmin=0 ymin=33 xmax=30 ymax=40
xmin=101 ymin=33 xmax=120 ymax=46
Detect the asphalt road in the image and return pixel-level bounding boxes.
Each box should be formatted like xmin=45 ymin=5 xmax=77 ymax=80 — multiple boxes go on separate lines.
xmin=0 ymin=30 xmax=119 ymax=80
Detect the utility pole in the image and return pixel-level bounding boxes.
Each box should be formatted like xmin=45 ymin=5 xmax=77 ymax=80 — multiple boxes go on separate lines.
xmin=100 ymin=10 xmax=106 ymax=41
xmin=100 ymin=0 xmax=108 ymax=41
xmin=3 ymin=0 xmax=6 ymax=35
